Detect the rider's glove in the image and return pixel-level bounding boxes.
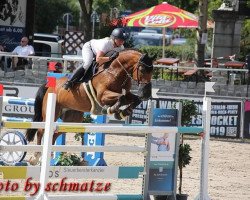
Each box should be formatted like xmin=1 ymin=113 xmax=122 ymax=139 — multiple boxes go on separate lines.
xmin=109 ymin=52 xmax=119 ymax=61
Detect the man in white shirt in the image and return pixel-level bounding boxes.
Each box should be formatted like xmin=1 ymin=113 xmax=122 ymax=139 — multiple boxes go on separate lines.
xmin=12 ymin=37 xmax=35 ymax=70
xmin=63 ymin=28 xmax=128 ymax=90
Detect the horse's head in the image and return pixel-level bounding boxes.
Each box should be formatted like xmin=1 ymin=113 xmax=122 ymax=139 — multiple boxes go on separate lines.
xmin=110 ymin=49 xmax=156 ymax=100
xmin=134 ymin=53 xmax=156 ymax=100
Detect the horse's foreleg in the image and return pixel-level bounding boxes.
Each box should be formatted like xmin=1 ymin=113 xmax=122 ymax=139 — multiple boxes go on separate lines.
xmin=108 ymin=95 xmax=127 ymax=114
xmin=100 ymin=90 xmax=142 ymax=119
xmin=29 ymin=105 xmax=62 ymax=165
xmin=114 ymin=93 xmax=142 ymax=120
xmin=122 ymin=92 xmax=142 ymax=108
xmin=99 ymin=90 xmax=124 ymax=114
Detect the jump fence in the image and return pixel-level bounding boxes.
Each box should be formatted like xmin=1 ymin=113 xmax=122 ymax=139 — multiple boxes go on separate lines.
xmin=0 ymin=85 xmax=211 ymax=200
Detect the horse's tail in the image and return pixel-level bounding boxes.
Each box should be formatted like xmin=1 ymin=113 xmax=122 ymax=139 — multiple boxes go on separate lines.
xmin=26 ymin=83 xmax=48 ymax=142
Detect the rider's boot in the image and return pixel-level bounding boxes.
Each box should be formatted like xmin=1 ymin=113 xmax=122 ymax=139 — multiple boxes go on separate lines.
xmin=63 ymin=67 xmax=85 ymax=90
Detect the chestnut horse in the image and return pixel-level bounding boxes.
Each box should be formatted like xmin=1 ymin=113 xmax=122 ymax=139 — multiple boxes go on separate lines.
xmin=26 ymin=49 xmax=156 ymax=165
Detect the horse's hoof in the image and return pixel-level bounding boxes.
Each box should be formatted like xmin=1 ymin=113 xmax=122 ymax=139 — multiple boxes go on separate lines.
xmin=29 ymin=157 xmax=40 ymax=166
xmin=114 ymin=108 xmax=132 ymax=120
xmin=123 ymin=108 xmax=132 ymax=116
xmin=114 ymin=112 xmax=122 ymax=120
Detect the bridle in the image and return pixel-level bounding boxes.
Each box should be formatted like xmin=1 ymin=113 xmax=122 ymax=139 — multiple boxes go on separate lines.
xmin=115 ymin=55 xmax=153 ymax=86
xmin=135 ymin=59 xmax=153 ymax=84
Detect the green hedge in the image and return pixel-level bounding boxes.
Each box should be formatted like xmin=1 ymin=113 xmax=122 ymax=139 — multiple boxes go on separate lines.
xmin=138 ymin=44 xmax=195 ymax=80
xmin=139 ymin=44 xmax=195 ymax=61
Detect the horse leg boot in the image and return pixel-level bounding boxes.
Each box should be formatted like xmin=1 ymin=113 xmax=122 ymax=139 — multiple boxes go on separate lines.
xmin=108 ymin=95 xmax=126 ymax=114
xmin=114 ymin=95 xmax=141 ymax=120
xmin=63 ymin=67 xmax=86 ymax=90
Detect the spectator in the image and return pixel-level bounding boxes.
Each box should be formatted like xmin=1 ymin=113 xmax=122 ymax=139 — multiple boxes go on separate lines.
xmin=0 ymin=44 xmax=12 ymax=72
xmin=12 ymin=37 xmax=34 ymax=70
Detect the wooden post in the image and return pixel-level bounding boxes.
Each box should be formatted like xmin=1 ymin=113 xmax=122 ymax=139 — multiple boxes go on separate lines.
xmin=195 ymin=0 xmax=208 ymax=68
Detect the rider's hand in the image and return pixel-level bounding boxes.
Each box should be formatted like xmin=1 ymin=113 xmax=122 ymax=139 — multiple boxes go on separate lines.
xmin=109 ymin=52 xmax=119 ymax=61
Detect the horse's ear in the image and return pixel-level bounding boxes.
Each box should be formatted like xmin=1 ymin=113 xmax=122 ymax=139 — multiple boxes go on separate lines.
xmin=140 ymin=53 xmax=147 ymax=61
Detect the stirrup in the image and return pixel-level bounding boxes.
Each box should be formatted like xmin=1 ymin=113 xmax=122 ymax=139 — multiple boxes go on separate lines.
xmin=63 ymin=81 xmax=73 ymax=90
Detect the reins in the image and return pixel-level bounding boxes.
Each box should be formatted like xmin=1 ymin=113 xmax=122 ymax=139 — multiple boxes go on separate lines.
xmin=93 ymin=51 xmax=151 ymax=86
xmin=116 ymin=58 xmax=134 ymax=86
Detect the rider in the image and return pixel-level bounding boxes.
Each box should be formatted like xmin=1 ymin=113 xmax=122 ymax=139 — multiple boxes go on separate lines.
xmin=63 ymin=28 xmax=128 ymax=90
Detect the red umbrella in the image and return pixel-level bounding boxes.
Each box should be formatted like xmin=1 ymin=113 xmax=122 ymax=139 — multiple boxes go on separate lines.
xmin=112 ymin=2 xmax=213 ymax=28
xmin=124 ymin=2 xmax=200 ymax=28
xmin=116 ymin=2 xmax=213 ymax=57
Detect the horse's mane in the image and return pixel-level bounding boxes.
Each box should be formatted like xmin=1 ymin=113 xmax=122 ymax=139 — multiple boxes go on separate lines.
xmin=119 ymin=48 xmax=142 ymax=54
xmin=102 ymin=48 xmax=143 ymax=69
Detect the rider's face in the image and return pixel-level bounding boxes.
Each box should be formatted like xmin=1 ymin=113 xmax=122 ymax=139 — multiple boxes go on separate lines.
xmin=114 ymin=38 xmax=125 ymax=47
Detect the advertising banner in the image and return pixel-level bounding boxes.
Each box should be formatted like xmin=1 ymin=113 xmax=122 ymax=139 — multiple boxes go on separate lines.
xmin=1 ymin=85 xmax=38 ymax=118
xmin=3 ymin=85 xmax=38 ymax=98
xmin=129 ymin=100 xmax=149 ymax=124
xmin=191 ymin=101 xmax=241 ymax=138
xmin=129 ymin=98 xmax=176 ymax=124
xmin=129 ymin=98 xmax=241 ymax=138
xmin=0 ymin=0 xmax=27 ymax=50
xmin=148 ymin=108 xmax=178 ymax=194
xmin=243 ymin=101 xmax=250 ymax=139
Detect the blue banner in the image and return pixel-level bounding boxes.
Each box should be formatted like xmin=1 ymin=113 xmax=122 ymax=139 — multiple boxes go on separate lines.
xmin=0 ymin=26 xmax=25 ymax=51
xmin=148 ymin=108 xmax=178 ymax=194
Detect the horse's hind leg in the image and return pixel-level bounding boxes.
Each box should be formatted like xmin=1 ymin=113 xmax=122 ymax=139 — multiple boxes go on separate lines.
xmin=29 ymin=128 xmax=44 ymax=165
xmin=29 ymin=128 xmax=57 ymax=166
xmin=60 ymin=110 xmax=88 ymax=165
xmin=29 ymin=106 xmax=62 ymax=165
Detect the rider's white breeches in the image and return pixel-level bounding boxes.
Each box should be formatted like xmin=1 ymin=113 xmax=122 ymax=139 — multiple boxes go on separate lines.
xmin=81 ymin=42 xmax=94 ymax=70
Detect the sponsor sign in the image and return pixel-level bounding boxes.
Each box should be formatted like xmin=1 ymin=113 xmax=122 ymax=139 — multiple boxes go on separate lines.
xmin=148 ymin=108 xmax=178 ymax=194
xmin=2 ymin=85 xmax=38 ymax=117
xmin=129 ymin=98 xmax=241 ymax=138
xmin=243 ymin=101 xmax=250 ymax=139
xmin=129 ymin=98 xmax=175 ymax=124
xmin=191 ymin=101 xmax=241 ymax=138
xmin=0 ymin=0 xmax=27 ymax=50
xmin=3 ymin=85 xmax=38 ymax=98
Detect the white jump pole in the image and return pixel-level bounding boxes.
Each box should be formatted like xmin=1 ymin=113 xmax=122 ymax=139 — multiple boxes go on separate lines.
xmin=196 ymin=82 xmax=214 ymax=200
xmin=35 ymin=92 xmax=56 ymax=200
xmin=0 ymin=84 xmax=3 ymax=135
xmin=199 ymin=96 xmax=211 ymax=200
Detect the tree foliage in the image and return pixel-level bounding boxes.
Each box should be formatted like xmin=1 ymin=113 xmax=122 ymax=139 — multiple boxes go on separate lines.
xmin=34 ymin=0 xmax=79 ymax=33
xmin=34 ymin=0 xmax=249 ymax=61
xmin=180 ymin=100 xmax=198 ymax=126
xmin=240 ymin=20 xmax=250 ymax=59
xmin=178 ymin=143 xmax=192 ymax=194
xmin=78 ymin=0 xmax=92 ymax=41
xmin=208 ymin=0 xmax=222 ymax=19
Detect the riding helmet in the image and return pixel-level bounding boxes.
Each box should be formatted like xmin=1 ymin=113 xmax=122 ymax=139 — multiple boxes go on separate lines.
xmin=111 ymin=28 xmax=128 ymax=40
